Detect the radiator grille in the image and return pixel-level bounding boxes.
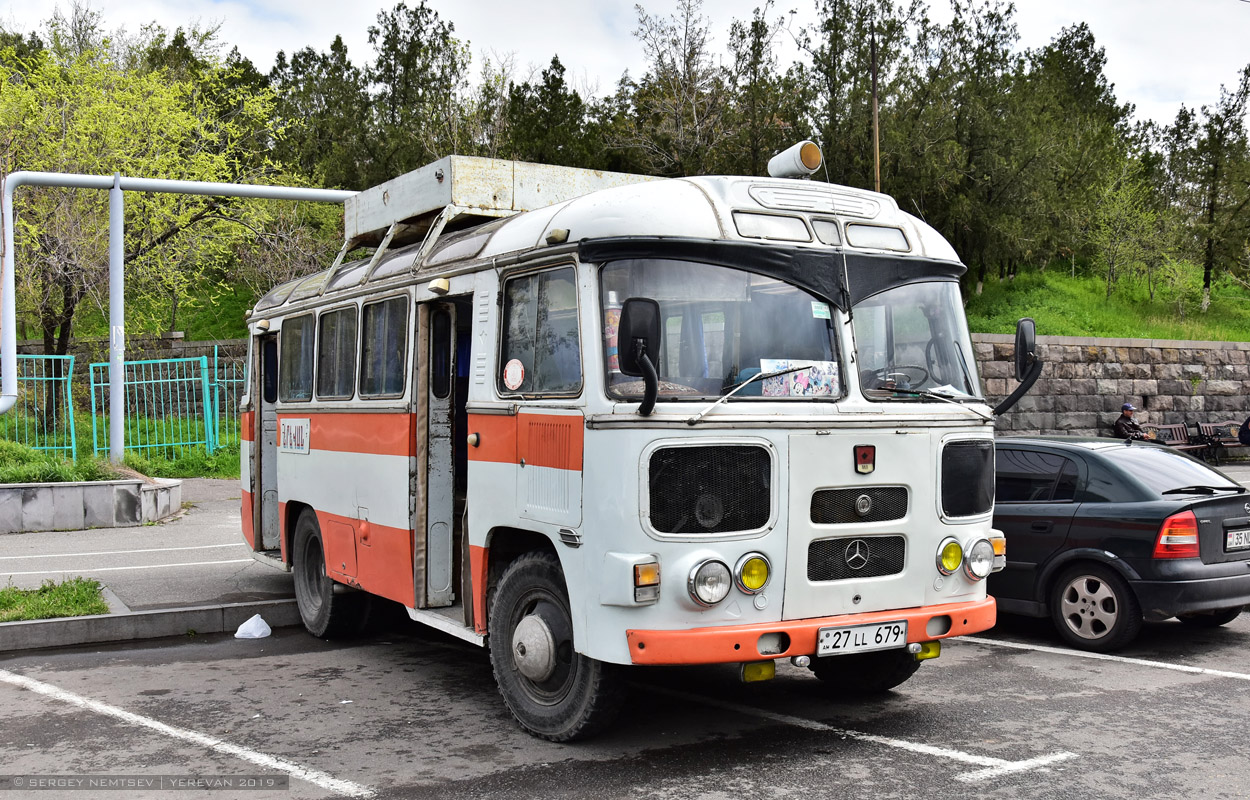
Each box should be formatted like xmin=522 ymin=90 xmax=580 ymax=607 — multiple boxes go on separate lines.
xmin=808 ymin=536 xmax=906 ymax=581
xmin=811 ymin=487 xmax=908 ymax=524
xmin=942 ymin=440 xmax=994 ymax=517
xmin=648 ymin=445 xmax=771 ymax=534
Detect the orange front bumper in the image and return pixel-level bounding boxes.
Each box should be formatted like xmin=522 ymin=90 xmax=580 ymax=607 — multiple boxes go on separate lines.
xmin=625 ymin=597 xmax=996 ymax=665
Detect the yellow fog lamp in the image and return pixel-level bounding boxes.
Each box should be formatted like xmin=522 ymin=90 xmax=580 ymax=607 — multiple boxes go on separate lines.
xmin=936 ymin=537 xmax=963 ymax=576
xmin=741 ymin=660 xmax=776 ymax=683
xmin=908 ymin=641 xmax=941 ymax=661
xmin=735 ymin=553 xmax=771 ymax=594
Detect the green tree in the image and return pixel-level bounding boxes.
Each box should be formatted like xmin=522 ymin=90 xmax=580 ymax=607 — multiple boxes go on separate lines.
xmin=624 ymin=0 xmax=728 ymax=176
xmin=720 ymin=2 xmax=805 ymax=176
xmin=505 ymin=56 xmax=594 ymax=166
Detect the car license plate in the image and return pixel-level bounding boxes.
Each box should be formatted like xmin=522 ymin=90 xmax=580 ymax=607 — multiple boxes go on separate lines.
xmin=816 ymin=621 xmax=908 ymax=656
xmin=1227 ymin=529 xmax=1250 ymax=551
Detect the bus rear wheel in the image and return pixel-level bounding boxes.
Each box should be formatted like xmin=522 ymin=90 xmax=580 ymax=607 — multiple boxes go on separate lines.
xmin=292 ymin=509 xmax=369 ymax=638
xmin=489 ymin=552 xmax=624 ymax=741
xmin=809 ymin=649 xmax=921 ymax=694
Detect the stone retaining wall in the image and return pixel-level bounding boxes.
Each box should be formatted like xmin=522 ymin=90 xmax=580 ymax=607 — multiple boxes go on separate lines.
xmin=0 ymin=478 xmax=182 ymax=533
xmin=976 ymin=334 xmax=1250 ymax=437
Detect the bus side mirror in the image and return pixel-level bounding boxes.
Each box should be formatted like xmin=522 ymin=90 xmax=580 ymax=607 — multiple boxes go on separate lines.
xmin=617 ymin=298 xmax=661 ymax=377
xmin=993 ymin=317 xmax=1043 ymax=416
xmin=1014 ymin=317 xmax=1036 ymax=381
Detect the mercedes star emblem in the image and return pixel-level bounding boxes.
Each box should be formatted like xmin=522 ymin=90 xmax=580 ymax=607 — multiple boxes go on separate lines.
xmin=844 ymin=539 xmax=870 ymax=571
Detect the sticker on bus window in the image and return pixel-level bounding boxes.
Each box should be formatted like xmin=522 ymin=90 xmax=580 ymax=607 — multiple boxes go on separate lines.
xmin=759 ymin=359 xmax=840 ymax=397
xmin=279 ymin=418 xmax=310 ymax=454
xmin=811 ymin=302 xmax=831 ymax=320
xmin=503 ymin=359 xmax=526 ymax=391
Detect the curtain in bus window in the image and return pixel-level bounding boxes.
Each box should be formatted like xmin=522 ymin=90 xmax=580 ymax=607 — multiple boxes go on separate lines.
xmin=317 ymin=307 xmax=358 ymax=399
xmin=500 ymin=267 xmax=581 ymax=394
xmin=278 ymin=314 xmax=315 ymax=402
xmin=361 ymin=297 xmax=408 ymax=397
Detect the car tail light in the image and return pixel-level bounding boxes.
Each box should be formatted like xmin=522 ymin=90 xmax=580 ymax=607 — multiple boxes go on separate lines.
xmin=1153 ymin=510 xmax=1199 ymax=559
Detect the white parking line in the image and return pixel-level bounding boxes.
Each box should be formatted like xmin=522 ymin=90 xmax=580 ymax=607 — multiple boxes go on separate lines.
xmin=963 ymin=636 xmax=1250 ymax=682
xmin=0 ymin=543 xmax=245 ymax=561
xmin=0 ymin=668 xmax=375 ymax=799
xmin=5 ymin=559 xmax=255 ymax=577
xmin=650 ymin=686 xmax=1076 ymax=783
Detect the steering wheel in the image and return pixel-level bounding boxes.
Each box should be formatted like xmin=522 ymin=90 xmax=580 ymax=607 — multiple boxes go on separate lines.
xmin=866 ymin=364 xmax=929 ymax=388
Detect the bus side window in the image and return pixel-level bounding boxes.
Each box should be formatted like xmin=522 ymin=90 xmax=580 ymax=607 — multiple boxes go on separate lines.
xmin=499 ymin=267 xmax=581 ymax=395
xmin=278 ymin=314 xmax=315 ymax=402
xmin=262 ymin=338 xmax=278 ymax=404
xmin=361 ymin=296 xmax=409 ymax=398
xmin=317 ymin=306 xmax=358 ymax=400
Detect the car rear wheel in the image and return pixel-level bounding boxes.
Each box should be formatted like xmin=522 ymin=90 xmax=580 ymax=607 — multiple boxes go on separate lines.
xmin=1050 ymin=563 xmax=1142 ymax=652
xmin=1177 ymin=607 xmax=1243 ymax=628
xmin=809 ymin=649 xmax=921 ymax=694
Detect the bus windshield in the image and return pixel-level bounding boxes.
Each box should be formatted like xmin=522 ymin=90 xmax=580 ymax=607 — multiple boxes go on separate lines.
xmin=600 ymin=259 xmax=842 ymax=400
xmin=851 ymin=280 xmax=982 ymax=401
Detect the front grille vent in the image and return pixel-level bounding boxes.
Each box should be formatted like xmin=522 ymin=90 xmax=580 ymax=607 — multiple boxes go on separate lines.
xmin=942 ymin=440 xmax=994 ymax=517
xmin=811 ymin=487 xmax=908 ymax=524
xmin=648 ymin=445 xmax=771 ymax=534
xmin=808 ymin=535 xmax=906 ymax=581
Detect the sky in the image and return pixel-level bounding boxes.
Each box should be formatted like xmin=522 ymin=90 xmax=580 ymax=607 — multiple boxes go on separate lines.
xmin=5 ymin=0 xmax=1250 ymax=127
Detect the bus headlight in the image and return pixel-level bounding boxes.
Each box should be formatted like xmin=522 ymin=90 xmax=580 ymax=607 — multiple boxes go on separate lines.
xmin=735 ymin=553 xmax=770 ymax=594
xmin=963 ymin=539 xmax=995 ymax=581
xmin=936 ymin=537 xmax=963 ymax=576
xmin=689 ymin=559 xmax=732 ymax=606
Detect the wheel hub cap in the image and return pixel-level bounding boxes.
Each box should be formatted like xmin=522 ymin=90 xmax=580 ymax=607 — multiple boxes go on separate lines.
xmin=512 ymin=613 xmax=557 ymax=682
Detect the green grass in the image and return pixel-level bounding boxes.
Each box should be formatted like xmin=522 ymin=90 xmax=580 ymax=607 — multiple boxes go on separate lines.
xmin=965 ymin=270 xmax=1250 ymax=340
xmin=123 ymin=442 xmax=240 ymax=479
xmin=0 ymin=439 xmax=120 ymax=484
xmin=0 ymin=577 xmax=111 ymax=622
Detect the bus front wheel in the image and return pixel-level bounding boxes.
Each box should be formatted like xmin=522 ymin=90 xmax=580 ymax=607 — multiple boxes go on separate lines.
xmin=292 ymin=509 xmax=369 ymax=638
xmin=489 ymin=552 xmax=624 ymax=741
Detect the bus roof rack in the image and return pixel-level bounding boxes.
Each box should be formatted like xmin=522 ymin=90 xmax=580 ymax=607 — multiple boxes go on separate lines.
xmin=343 ymin=155 xmax=657 ymax=251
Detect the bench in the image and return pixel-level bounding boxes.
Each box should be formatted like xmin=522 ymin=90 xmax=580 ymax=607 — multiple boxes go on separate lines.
xmin=1196 ymin=420 xmax=1246 ymax=465
xmin=1140 ymin=423 xmax=1211 ymax=459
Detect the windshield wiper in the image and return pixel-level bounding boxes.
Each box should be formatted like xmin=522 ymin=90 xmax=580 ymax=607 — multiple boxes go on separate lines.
xmin=1161 ymin=484 xmax=1247 ymax=495
xmin=686 ymin=365 xmax=812 ymax=426
xmin=864 ymin=385 xmax=994 ymax=421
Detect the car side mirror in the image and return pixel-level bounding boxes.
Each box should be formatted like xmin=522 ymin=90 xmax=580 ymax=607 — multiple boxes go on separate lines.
xmin=1014 ymin=317 xmax=1036 ymax=382
xmin=617 ymin=298 xmax=661 ymax=377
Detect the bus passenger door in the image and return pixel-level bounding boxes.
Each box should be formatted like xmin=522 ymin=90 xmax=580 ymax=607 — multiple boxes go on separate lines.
xmin=258 ymin=334 xmax=280 ymax=550
xmin=426 ymin=304 xmax=456 ymax=607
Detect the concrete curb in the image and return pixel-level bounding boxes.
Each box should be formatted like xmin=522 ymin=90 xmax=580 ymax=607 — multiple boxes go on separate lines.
xmin=0 ymin=599 xmax=300 ymax=653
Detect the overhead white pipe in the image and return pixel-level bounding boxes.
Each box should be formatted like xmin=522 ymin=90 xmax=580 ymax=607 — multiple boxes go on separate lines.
xmin=1 ymin=171 xmax=355 ymax=461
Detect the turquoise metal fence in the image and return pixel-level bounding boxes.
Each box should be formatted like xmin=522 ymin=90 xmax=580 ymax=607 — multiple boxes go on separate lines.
xmin=0 ymin=355 xmax=77 ymax=460
xmin=211 ymin=347 xmax=247 ymax=450
xmin=89 ymin=356 xmax=214 ymax=458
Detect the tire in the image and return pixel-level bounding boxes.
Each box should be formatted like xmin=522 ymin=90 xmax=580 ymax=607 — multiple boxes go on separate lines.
xmin=489 ymin=552 xmax=624 ymax=741
xmin=292 ymin=510 xmax=370 ymax=639
xmin=1177 ymin=607 xmax=1244 ymax=628
xmin=1049 ymin=563 xmax=1142 ymax=652
xmin=809 ymin=648 xmax=922 ymax=695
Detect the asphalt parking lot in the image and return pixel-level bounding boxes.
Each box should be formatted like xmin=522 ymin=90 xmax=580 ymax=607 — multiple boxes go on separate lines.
xmin=2 ymin=467 xmax=1250 ymax=798
xmin=1 ymin=606 xmax=1248 ymax=799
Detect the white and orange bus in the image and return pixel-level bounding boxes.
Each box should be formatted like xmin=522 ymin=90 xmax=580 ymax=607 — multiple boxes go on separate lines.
xmin=239 ymin=146 xmax=1039 ymax=741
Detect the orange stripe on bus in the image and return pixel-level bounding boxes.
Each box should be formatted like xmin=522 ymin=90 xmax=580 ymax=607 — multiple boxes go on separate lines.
xmin=241 ymin=488 xmax=255 ymax=549
xmin=277 ymin=412 xmax=413 ymax=457
xmin=471 ymin=544 xmax=489 ymax=635
xmin=625 ymin=598 xmax=997 ymax=665
xmin=466 ymin=413 xmax=583 ymax=471
xmin=240 ymin=411 xmax=254 ymax=443
xmin=314 ymin=508 xmax=415 ymax=608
